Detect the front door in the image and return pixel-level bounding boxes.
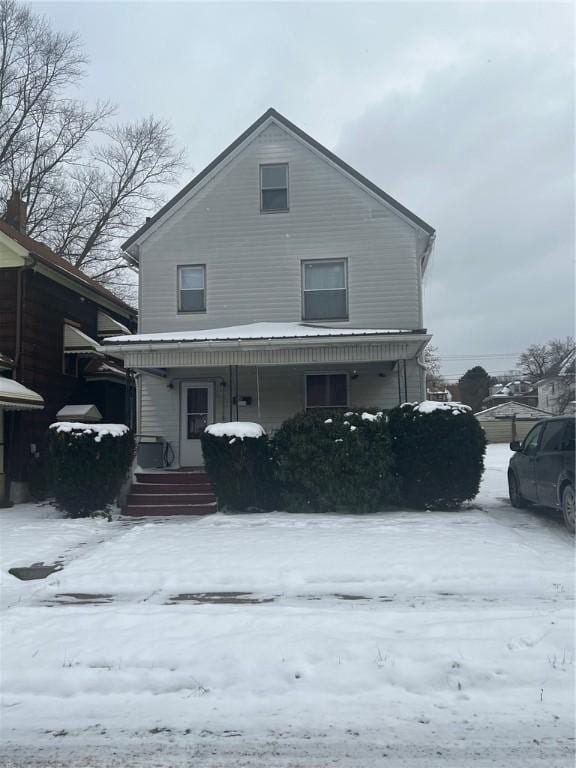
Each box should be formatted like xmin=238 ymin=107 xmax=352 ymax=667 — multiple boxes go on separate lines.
xmin=180 ymin=383 xmax=214 ymax=467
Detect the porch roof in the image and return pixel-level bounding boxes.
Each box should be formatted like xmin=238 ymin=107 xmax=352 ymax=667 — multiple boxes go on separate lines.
xmin=104 ymin=322 xmax=423 ymax=346
xmin=0 ymin=378 xmax=44 ymax=411
xmin=103 ymin=322 xmax=431 ymax=369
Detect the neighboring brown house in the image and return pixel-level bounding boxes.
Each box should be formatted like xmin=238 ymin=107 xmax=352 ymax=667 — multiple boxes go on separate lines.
xmin=0 ymin=192 xmax=137 ymax=502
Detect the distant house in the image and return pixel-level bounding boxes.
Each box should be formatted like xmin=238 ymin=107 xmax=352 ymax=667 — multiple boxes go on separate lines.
xmin=481 ymin=379 xmax=537 ymax=410
xmin=475 ymin=401 xmax=553 ymax=443
xmin=0 ymin=192 xmax=137 ymax=502
xmin=104 ymin=108 xmax=435 ymax=468
xmin=536 ymin=348 xmax=576 ymax=415
xmin=426 ymin=386 xmax=452 ymax=402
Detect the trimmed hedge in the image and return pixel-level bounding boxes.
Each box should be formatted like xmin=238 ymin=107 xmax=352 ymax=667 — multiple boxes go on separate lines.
xmin=47 ymin=423 xmax=134 ymax=517
xmin=387 ymin=402 xmax=486 ymax=509
xmin=201 ymin=427 xmax=277 ymax=511
xmin=271 ymin=409 xmax=397 ymax=513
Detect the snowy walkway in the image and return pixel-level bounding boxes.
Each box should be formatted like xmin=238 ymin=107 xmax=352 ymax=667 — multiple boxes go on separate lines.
xmin=0 ymin=445 xmax=573 ymax=766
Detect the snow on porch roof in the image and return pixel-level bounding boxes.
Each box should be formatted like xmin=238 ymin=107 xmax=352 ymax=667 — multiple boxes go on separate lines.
xmin=0 ymin=378 xmax=44 ymax=411
xmin=103 ymin=322 xmax=422 ymax=346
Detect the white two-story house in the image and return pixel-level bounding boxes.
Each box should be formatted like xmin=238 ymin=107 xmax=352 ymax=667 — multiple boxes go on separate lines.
xmin=105 ymin=109 xmax=435 ymax=467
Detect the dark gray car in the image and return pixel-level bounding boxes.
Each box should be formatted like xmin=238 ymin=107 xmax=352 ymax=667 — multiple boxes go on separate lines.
xmin=508 ymin=416 xmax=575 ymax=532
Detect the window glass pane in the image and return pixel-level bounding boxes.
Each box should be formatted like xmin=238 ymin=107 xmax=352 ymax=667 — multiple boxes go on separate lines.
xmin=562 ymin=420 xmax=575 ymax=451
xmin=187 ymin=387 xmax=208 ymax=413
xmin=306 ymin=375 xmax=327 ymax=407
xmin=304 ymin=290 xmax=347 ymax=320
xmin=187 ymin=414 xmax=208 ymax=439
xmin=329 ymin=375 xmax=347 ymax=406
xmin=262 ymin=188 xmax=288 ymax=211
xmin=541 ymin=420 xmax=567 ymax=452
xmin=304 ymin=262 xmax=345 ymax=290
xmin=180 ymin=267 xmax=204 ymax=290
xmin=306 ymin=374 xmax=347 ymax=407
xmin=180 ymin=290 xmax=205 ymax=312
xmin=261 ymin=164 xmax=287 ymax=189
xmin=523 ymin=425 xmax=543 ymax=451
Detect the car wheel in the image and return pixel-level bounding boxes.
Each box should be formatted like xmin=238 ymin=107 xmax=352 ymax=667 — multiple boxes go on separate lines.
xmin=508 ymin=472 xmax=528 ymax=509
xmin=562 ymin=484 xmax=575 ymax=533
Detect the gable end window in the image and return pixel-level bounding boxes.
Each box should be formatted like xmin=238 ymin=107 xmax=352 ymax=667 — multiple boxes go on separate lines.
xmin=260 ymin=163 xmax=288 ymax=212
xmin=302 ymin=259 xmax=348 ymax=321
xmin=305 ymin=373 xmax=348 ymax=408
xmin=178 ymin=265 xmax=206 ymax=312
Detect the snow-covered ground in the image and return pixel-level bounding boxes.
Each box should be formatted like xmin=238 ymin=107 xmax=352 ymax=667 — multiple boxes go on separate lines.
xmin=0 ymin=445 xmax=573 ymax=767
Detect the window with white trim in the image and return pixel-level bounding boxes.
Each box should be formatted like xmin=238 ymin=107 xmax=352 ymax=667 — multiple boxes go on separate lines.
xmin=302 ymin=259 xmax=348 ymax=320
xmin=260 ymin=163 xmax=288 ymax=212
xmin=178 ymin=265 xmax=206 ymax=312
xmin=305 ymin=373 xmax=348 ymax=408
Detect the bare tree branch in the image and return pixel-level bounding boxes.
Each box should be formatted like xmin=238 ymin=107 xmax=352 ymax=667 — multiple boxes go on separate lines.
xmin=0 ymin=0 xmax=185 ymax=301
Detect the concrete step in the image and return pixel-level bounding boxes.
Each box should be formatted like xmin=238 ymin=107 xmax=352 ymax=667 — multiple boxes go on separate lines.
xmin=127 ymin=493 xmax=216 ymax=506
xmin=135 ymin=472 xmax=208 ymax=485
xmin=124 ymin=502 xmax=217 ymax=517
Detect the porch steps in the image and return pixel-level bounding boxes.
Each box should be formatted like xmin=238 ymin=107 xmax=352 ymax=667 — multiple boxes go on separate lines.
xmin=124 ymin=470 xmax=217 ymax=517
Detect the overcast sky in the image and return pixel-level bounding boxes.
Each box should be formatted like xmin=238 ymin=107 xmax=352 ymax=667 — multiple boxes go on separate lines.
xmin=35 ymin=1 xmax=574 ymax=380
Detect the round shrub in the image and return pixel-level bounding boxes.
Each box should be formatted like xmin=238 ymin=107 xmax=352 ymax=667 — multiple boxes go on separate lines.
xmin=201 ymin=422 xmax=277 ymax=511
xmin=271 ymin=409 xmax=397 ymax=513
xmin=387 ymin=401 xmax=486 ymax=509
xmin=47 ymin=423 xmax=134 ymax=518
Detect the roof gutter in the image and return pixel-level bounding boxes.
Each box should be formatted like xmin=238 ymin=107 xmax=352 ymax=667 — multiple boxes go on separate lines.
xmin=421 ymin=232 xmax=436 ymax=274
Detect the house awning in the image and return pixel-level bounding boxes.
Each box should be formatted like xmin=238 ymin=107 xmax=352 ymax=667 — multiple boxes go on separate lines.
xmin=97 ymin=310 xmax=131 ymax=337
xmin=102 ymin=322 xmax=431 ymax=369
xmin=63 ymin=324 xmax=101 ymax=354
xmin=0 ymin=378 xmax=44 ymax=411
xmin=83 ymin=358 xmax=127 ymax=383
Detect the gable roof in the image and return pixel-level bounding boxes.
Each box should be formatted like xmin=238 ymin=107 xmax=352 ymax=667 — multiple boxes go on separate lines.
xmin=0 ymin=219 xmax=136 ymax=318
xmin=122 ymin=107 xmax=435 ymax=258
xmin=538 ymin=348 xmax=576 ymax=383
xmin=475 ymin=401 xmax=553 ymax=418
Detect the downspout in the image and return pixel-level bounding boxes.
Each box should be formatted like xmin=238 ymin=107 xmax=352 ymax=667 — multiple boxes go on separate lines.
xmin=13 ymin=253 xmax=37 ymax=381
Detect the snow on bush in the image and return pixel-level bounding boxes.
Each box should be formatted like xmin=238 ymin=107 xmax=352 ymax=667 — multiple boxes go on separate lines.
xmin=409 ymin=400 xmax=471 ymax=415
xmin=49 ymin=422 xmax=130 ymax=442
xmin=388 ymin=401 xmax=486 ymax=509
xmin=201 ymin=422 xmax=276 ymax=511
xmin=47 ymin=423 xmax=134 ymax=518
xmin=204 ymin=421 xmax=266 ymax=439
xmin=271 ymin=409 xmax=397 ymax=513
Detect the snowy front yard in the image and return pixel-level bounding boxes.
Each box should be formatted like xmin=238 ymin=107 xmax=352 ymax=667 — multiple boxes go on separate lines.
xmin=0 ymin=445 xmax=573 ymax=766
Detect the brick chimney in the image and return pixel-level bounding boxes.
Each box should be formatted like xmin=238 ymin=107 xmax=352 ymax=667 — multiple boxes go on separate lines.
xmin=5 ymin=190 xmax=27 ymax=233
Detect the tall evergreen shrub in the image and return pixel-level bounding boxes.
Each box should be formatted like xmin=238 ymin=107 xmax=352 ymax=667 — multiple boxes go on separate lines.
xmin=388 ymin=402 xmax=486 ymax=509
xmin=272 ymin=409 xmax=397 ymax=513
xmin=47 ymin=423 xmax=134 ymax=517
xmin=201 ymin=425 xmax=277 ymax=511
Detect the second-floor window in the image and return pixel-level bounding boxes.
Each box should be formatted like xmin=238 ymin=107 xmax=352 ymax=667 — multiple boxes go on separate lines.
xmin=260 ymin=163 xmax=288 ymax=212
xmin=178 ymin=265 xmax=206 ymax=312
xmin=302 ymin=259 xmax=348 ymax=321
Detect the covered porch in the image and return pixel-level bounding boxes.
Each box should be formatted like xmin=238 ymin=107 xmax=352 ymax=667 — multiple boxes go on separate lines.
xmin=104 ymin=323 xmax=430 ymax=467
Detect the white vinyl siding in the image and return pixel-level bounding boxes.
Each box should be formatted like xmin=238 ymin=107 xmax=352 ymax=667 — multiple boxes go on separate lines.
xmin=138 ymin=122 xmax=425 ymax=334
